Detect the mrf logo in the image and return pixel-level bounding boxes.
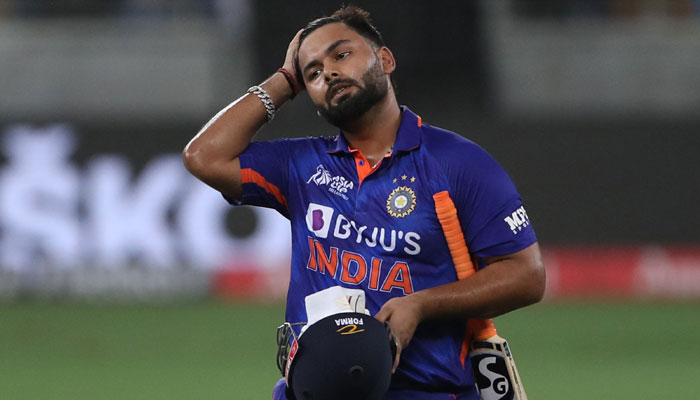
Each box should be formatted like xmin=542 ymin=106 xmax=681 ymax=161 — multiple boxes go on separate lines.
xmin=503 ymin=206 xmax=530 ymax=235
xmin=335 ymin=317 xmax=365 ymax=335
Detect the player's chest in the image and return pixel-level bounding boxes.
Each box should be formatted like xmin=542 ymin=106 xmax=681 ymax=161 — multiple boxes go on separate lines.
xmin=298 ymin=156 xmax=445 ymax=254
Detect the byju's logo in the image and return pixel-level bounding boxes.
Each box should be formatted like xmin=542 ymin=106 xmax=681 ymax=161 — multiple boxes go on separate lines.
xmin=305 ymin=203 xmax=334 ymax=239
xmin=305 ymin=203 xmax=422 ymax=256
xmin=306 ymin=164 xmax=354 ymax=200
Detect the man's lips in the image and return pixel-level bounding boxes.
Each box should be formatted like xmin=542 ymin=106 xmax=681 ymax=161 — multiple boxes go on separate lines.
xmin=332 ymin=86 xmax=351 ymax=100
xmin=327 ymin=82 xmax=354 ymax=102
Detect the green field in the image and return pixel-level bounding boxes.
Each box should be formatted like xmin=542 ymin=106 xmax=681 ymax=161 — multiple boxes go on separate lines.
xmin=1 ymin=300 xmax=699 ymax=399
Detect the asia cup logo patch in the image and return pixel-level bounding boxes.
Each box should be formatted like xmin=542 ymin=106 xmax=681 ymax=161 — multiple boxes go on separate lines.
xmin=386 ymin=175 xmax=417 ymax=218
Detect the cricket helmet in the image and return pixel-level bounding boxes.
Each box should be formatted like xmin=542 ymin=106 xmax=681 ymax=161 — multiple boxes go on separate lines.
xmin=283 ymin=312 xmax=395 ymax=400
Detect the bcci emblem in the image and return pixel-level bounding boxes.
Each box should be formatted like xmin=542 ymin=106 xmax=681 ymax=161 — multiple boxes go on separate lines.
xmin=386 ymin=186 xmax=416 ymax=218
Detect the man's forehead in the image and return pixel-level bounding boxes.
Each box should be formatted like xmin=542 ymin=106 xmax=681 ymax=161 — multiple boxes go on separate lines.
xmin=298 ymin=23 xmax=368 ymax=59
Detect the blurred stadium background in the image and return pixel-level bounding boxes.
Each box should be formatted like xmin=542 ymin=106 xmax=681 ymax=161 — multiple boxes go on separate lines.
xmin=1 ymin=0 xmax=699 ymax=399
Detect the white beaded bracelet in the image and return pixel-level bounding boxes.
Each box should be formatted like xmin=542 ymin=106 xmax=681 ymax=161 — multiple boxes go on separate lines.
xmin=247 ymin=85 xmax=276 ymax=122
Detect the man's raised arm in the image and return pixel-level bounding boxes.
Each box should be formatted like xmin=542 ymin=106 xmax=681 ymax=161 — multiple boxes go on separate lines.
xmin=182 ymin=30 xmax=303 ymax=200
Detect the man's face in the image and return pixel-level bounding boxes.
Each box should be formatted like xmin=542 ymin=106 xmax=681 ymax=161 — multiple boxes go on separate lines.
xmin=297 ymin=23 xmax=390 ymax=128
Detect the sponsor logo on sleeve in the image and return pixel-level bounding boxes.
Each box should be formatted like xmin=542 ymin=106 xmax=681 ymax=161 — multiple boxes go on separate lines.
xmin=504 ymin=206 xmax=530 ymax=235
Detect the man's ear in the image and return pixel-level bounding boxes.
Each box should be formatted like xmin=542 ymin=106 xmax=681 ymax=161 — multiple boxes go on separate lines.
xmin=377 ymin=46 xmax=396 ymax=74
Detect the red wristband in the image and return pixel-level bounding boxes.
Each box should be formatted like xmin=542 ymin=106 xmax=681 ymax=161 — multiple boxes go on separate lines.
xmin=278 ymin=67 xmax=301 ymax=97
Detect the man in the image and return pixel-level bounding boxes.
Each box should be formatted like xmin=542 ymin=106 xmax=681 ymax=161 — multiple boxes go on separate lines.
xmin=183 ymin=6 xmax=545 ymax=400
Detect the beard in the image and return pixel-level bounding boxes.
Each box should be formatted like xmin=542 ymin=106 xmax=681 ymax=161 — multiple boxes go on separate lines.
xmin=317 ymin=57 xmax=389 ymax=129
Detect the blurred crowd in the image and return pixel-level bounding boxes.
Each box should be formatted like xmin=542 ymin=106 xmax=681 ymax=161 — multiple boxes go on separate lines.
xmin=1 ymin=0 xmax=699 ymax=19
xmin=515 ymin=0 xmax=700 ymax=18
xmin=0 ymin=0 xmax=218 ymax=18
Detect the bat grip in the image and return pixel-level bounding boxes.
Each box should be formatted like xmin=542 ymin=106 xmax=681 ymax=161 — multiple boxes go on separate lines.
xmin=468 ymin=318 xmax=497 ymax=342
xmin=433 ymin=191 xmax=498 ymax=342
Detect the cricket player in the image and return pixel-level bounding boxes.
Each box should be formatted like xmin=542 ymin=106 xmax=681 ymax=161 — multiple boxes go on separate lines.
xmin=183 ymin=6 xmax=545 ymax=399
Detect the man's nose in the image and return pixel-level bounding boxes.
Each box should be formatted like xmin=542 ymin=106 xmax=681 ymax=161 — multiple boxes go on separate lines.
xmin=324 ymin=69 xmax=340 ymax=83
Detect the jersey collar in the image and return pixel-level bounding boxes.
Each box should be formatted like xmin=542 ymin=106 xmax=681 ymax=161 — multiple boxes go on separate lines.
xmin=327 ymin=106 xmax=423 ymax=155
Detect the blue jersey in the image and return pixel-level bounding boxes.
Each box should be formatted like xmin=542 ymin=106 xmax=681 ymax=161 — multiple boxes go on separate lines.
xmin=230 ymin=107 xmax=537 ymax=394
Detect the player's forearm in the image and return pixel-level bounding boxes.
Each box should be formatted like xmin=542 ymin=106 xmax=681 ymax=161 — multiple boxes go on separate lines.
xmin=182 ymin=72 xmax=294 ymax=181
xmin=413 ymin=243 xmax=546 ymax=321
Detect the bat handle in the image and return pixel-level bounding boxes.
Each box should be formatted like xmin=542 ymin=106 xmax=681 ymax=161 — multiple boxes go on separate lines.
xmin=433 ymin=191 xmax=500 ymax=343
xmin=468 ymin=318 xmax=498 ymax=342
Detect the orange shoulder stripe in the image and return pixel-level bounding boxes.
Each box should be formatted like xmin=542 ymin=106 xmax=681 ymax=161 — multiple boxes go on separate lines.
xmin=241 ymin=168 xmax=288 ymax=209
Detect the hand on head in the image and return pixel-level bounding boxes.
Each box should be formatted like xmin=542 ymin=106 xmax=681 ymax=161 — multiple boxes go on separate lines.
xmin=280 ymin=29 xmax=305 ymax=96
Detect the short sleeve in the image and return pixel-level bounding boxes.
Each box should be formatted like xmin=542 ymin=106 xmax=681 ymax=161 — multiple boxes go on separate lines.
xmin=447 ymin=144 xmax=537 ymax=260
xmin=227 ymin=139 xmax=291 ymax=218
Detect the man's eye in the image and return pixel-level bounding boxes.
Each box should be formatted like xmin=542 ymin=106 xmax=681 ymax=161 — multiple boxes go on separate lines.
xmin=337 ymin=51 xmax=350 ymax=60
xmin=309 ymin=70 xmax=321 ymax=80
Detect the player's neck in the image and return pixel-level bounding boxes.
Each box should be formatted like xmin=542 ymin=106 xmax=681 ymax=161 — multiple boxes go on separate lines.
xmin=341 ymin=95 xmax=401 ymax=163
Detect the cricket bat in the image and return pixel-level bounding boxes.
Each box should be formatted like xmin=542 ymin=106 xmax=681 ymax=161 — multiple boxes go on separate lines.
xmin=433 ymin=191 xmax=528 ymax=400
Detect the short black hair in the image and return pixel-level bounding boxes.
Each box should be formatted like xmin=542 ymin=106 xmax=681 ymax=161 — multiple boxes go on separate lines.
xmin=295 ymin=5 xmax=396 ymax=91
xmin=299 ymin=5 xmax=386 ymax=50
